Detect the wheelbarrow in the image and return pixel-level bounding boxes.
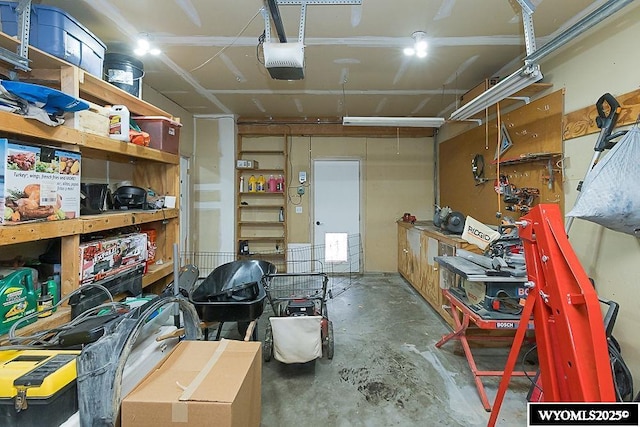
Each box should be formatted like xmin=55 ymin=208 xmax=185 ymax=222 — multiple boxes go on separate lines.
xmin=188 ymin=259 xmax=276 ymax=340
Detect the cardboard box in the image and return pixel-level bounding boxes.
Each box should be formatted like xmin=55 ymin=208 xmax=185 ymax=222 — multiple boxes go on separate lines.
xmin=236 ymin=159 xmax=259 ymax=169
xmin=1 ymin=139 xmax=81 ymax=224
xmin=79 ymin=233 xmax=148 ymax=284
xmin=121 ymin=340 xmax=262 ymax=427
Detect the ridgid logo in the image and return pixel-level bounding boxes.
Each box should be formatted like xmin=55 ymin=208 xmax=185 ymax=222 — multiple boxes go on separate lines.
xmin=467 ymin=226 xmax=492 ymax=242
xmin=528 ymin=402 xmax=638 ymax=426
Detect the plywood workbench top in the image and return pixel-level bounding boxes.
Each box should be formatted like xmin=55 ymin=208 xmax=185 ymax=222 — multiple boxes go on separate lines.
xmin=396 ymin=220 xmax=470 ymax=247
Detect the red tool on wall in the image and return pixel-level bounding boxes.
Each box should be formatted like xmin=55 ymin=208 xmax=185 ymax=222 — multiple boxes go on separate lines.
xmin=488 ymin=204 xmax=616 ymax=427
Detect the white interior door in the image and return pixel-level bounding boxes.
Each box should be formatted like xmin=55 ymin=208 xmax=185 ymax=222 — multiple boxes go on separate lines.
xmin=313 ymin=159 xmax=361 ymax=273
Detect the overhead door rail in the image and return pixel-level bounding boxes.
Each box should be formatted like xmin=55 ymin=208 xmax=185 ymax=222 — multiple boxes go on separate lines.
xmin=262 ymin=0 xmax=361 ymax=44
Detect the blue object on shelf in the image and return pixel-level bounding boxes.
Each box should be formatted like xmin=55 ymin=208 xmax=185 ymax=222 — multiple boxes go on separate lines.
xmin=0 ymin=80 xmax=89 ymax=114
xmin=0 ymin=1 xmax=106 ymax=77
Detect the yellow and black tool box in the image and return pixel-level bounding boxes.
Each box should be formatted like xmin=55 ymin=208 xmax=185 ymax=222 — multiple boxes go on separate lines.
xmin=0 ymin=349 xmax=80 ymax=427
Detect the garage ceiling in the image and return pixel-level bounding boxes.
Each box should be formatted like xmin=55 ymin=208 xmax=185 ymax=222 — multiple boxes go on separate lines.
xmin=36 ymin=0 xmax=625 ymax=120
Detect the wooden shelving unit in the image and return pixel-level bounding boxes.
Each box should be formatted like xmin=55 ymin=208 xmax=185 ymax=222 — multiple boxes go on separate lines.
xmin=236 ymin=135 xmax=288 ymax=272
xmin=0 ymin=32 xmax=181 ymax=334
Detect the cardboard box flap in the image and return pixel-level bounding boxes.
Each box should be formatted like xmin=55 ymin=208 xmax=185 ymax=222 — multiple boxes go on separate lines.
xmin=126 ymin=340 xmax=261 ymax=404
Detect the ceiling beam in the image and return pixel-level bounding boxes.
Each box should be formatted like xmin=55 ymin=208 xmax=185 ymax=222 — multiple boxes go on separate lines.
xmin=237 ymin=118 xmax=434 ymax=137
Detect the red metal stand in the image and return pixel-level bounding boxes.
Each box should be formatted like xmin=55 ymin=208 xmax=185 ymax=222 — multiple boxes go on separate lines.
xmin=436 ymin=289 xmax=535 ymax=412
xmin=488 ymin=204 xmax=616 ymax=427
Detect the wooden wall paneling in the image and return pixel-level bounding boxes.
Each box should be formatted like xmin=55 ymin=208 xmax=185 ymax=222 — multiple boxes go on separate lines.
xmin=133 ymin=161 xmax=178 ymax=196
xmin=439 ymin=124 xmax=497 ymax=223
xmin=563 ymin=89 xmax=640 ymax=140
xmin=439 ymin=90 xmax=564 ymax=225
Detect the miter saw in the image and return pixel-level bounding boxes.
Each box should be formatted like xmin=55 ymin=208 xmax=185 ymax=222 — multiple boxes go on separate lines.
xmin=433 ymin=205 xmax=466 ymax=234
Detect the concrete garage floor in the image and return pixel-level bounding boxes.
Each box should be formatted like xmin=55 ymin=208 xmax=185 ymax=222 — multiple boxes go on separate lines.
xmin=252 ymin=273 xmax=533 ymax=427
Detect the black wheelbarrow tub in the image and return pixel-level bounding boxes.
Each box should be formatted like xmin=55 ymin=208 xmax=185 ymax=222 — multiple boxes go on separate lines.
xmin=188 ymin=260 xmax=276 ymax=323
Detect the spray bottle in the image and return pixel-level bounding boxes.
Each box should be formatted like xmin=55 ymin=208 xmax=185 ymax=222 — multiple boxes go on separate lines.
xmin=0 ymin=268 xmax=38 ymax=335
xmin=37 ymin=278 xmax=58 ymax=318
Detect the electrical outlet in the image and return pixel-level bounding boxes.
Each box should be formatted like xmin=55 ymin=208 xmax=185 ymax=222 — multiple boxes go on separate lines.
xmin=295 ymin=206 xmax=303 ymax=214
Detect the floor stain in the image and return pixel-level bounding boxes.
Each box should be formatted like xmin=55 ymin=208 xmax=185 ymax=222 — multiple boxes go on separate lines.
xmin=338 ymin=344 xmax=434 ymax=410
xmin=404 ymin=343 xmax=486 ymax=426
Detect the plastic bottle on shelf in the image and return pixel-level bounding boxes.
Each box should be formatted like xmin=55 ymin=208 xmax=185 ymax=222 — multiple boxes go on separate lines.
xmin=276 ymin=175 xmax=284 ymax=192
xmin=257 ymin=175 xmax=266 ymax=192
xmin=279 ymin=206 xmax=284 ymax=222
xmin=37 ymin=280 xmax=55 ymax=318
xmin=248 ymin=175 xmax=257 ymax=192
xmin=268 ymin=175 xmax=277 ymax=192
xmin=108 ymin=105 xmax=130 ymax=141
xmin=239 ymin=176 xmax=245 ymax=193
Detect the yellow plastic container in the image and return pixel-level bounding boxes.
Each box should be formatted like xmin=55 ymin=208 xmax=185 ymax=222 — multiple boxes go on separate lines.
xmin=257 ymin=175 xmax=266 ymax=192
xmin=248 ymin=175 xmax=257 ymax=192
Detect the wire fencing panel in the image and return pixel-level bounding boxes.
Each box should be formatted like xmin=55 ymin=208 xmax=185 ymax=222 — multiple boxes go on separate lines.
xmin=181 ymin=233 xmax=363 ymax=293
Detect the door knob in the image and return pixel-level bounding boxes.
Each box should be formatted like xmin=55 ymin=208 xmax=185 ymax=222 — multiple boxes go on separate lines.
xmin=316 ymin=221 xmax=321 ymax=225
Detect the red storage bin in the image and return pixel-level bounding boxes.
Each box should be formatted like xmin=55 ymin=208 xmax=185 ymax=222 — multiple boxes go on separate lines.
xmin=133 ymin=116 xmax=182 ymax=154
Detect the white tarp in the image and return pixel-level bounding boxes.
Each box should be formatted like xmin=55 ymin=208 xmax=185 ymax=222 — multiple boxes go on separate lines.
xmin=270 ymin=316 xmax=322 ymax=364
xmin=567 ymin=126 xmax=640 ymax=237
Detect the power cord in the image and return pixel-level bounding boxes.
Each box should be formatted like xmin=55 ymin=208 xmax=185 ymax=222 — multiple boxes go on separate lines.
xmin=521 ymin=344 xmax=542 ymax=395
xmin=256 ymin=31 xmax=266 ymax=65
xmin=486 ymin=290 xmax=523 ymax=315
xmin=520 ymin=339 xmax=635 ymax=402
xmin=191 ymin=8 xmax=262 ymax=72
xmin=608 ymin=336 xmax=634 ymax=401
xmin=6 ymin=282 xmax=124 ymax=348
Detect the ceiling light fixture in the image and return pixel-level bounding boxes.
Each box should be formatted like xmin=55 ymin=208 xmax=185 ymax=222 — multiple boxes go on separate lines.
xmin=134 ymin=34 xmax=161 ymax=56
xmin=403 ymin=31 xmax=428 ymax=58
xmin=342 ymin=116 xmax=445 ymax=128
xmin=449 ymin=64 xmax=543 ymax=121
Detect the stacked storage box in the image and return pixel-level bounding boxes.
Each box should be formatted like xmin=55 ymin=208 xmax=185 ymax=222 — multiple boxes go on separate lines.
xmin=134 ymin=117 xmax=182 ymax=154
xmin=0 ymin=2 xmax=106 ymax=77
